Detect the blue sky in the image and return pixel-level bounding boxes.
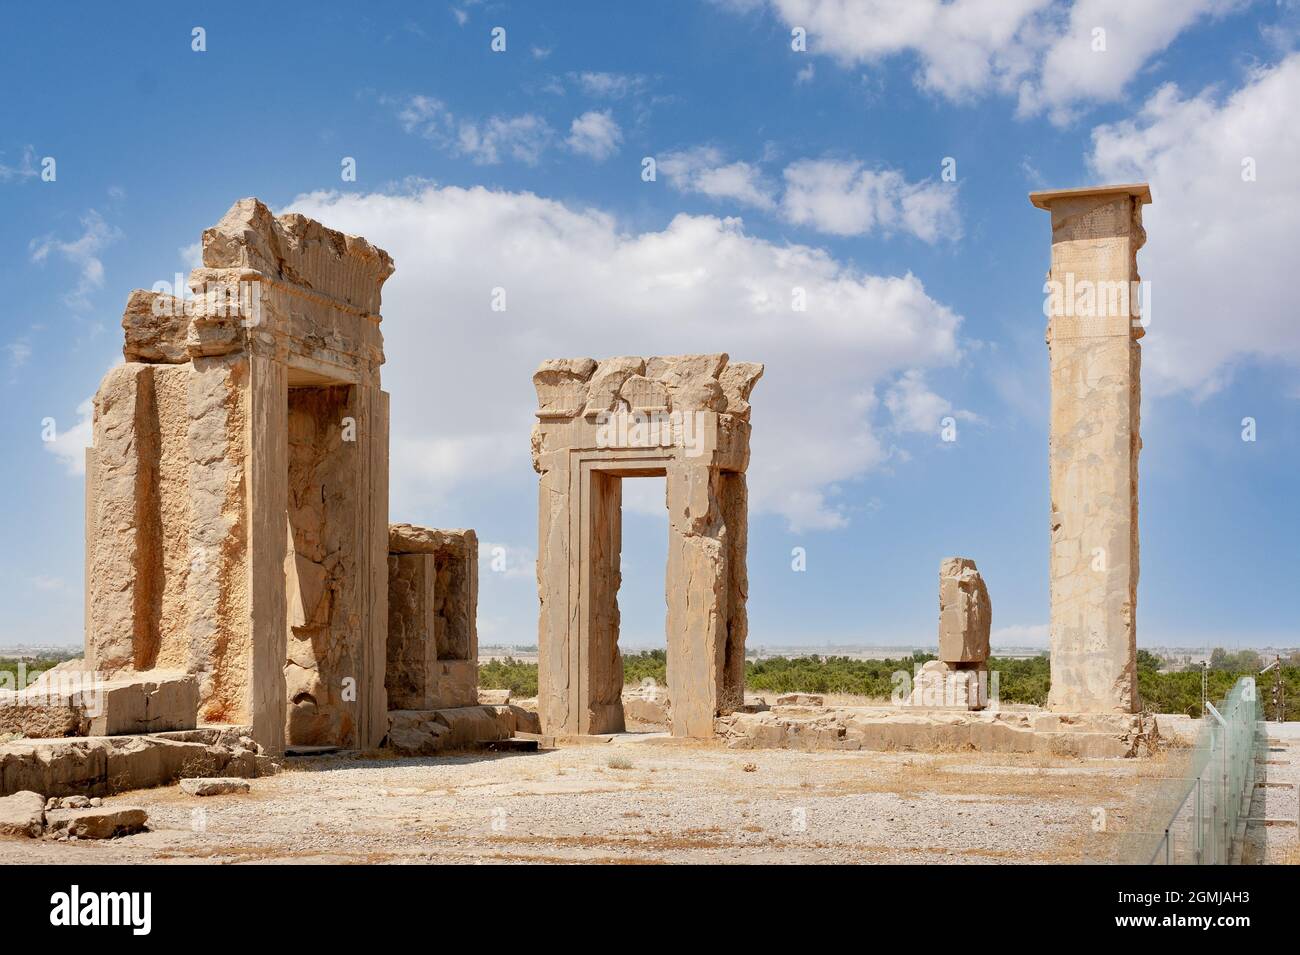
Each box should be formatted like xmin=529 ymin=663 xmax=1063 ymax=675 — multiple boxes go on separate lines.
xmin=2 ymin=0 xmax=1297 ymax=652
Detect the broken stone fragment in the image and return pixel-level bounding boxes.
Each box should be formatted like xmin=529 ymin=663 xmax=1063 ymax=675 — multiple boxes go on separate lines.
xmin=0 ymin=791 xmax=45 ymax=838
xmin=648 ymin=353 xmax=729 ymax=412
xmin=202 ymin=198 xmax=394 ymax=314
xmin=388 ymin=523 xmax=477 ymax=557
xmin=45 ymin=806 xmax=148 ymax=839
xmin=477 ymin=688 xmax=511 ymax=706
xmin=533 ymin=357 xmax=598 ymax=416
xmin=583 ymin=356 xmax=646 ymax=415
xmin=179 ymin=777 xmax=250 ymax=797
xmin=938 ymin=557 xmax=991 ymax=664
xmin=718 ymin=361 xmax=765 ymax=419
xmin=121 ymin=289 xmax=190 ymax=363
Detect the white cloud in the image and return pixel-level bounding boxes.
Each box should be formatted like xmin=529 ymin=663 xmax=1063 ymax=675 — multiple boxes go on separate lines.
xmin=44 ymin=397 xmax=94 ymax=476
xmin=179 ymin=241 xmax=203 ymax=269
xmin=1020 ymin=0 xmax=1246 ymax=124
xmin=28 ymin=209 xmax=122 ymax=309
xmin=781 ymin=159 xmax=960 ymax=241
xmin=566 ymin=110 xmax=623 ymax=161
xmin=885 ymin=369 xmax=963 ymax=433
xmin=283 ymin=186 xmax=966 ymax=532
xmin=571 ymin=71 xmax=648 ymax=98
xmin=1087 ymin=54 xmax=1300 ymax=395
xmin=392 ymin=95 xmax=554 ymax=165
xmin=660 ymin=147 xmax=776 ymax=210
xmin=0 ymin=145 xmax=39 ymax=182
xmin=457 ymin=114 xmax=553 ymax=165
xmin=732 ymin=0 xmax=1240 ymax=123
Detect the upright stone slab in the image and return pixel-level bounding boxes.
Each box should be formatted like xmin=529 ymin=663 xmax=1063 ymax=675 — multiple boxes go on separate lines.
xmin=84 ymin=198 xmax=395 ymax=754
xmin=386 ymin=525 xmax=479 ymax=710
xmin=532 ymin=354 xmax=762 ymax=738
xmin=938 ymin=557 xmax=990 ymax=664
xmin=1030 ymin=183 xmax=1150 ymax=714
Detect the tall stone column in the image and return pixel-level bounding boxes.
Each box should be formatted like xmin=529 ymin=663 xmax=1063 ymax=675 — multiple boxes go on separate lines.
xmin=1030 ymin=184 xmax=1150 ymax=714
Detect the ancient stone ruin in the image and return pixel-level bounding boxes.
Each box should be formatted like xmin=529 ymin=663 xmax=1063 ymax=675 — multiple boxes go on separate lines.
xmin=1030 ymin=184 xmax=1150 ymax=715
xmin=386 ymin=524 xmax=479 ymax=711
xmin=910 ymin=557 xmax=991 ymax=709
xmin=531 ymin=355 xmax=763 ymax=738
xmin=84 ymin=198 xmax=395 ymax=755
xmin=0 ymin=181 xmax=1164 ymax=828
xmin=0 ymin=199 xmax=523 ymax=813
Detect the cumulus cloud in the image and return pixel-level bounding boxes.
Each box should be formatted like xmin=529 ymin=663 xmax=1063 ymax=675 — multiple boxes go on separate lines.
xmin=1020 ymin=0 xmax=1246 ymax=124
xmin=659 ymin=147 xmax=776 ymax=209
xmin=781 ymin=159 xmax=960 ymax=241
xmin=28 ymin=209 xmax=122 ymax=309
xmin=728 ymin=0 xmax=1240 ymax=123
xmin=43 ymin=397 xmax=94 ymax=476
xmin=284 ymin=185 xmax=967 ymax=532
xmin=1087 ymin=54 xmax=1300 ymax=395
xmin=566 ymin=110 xmax=623 ymax=161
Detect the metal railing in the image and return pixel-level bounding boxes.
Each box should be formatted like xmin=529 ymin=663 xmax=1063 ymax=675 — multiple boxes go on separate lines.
xmin=1131 ymin=677 xmax=1260 ymax=864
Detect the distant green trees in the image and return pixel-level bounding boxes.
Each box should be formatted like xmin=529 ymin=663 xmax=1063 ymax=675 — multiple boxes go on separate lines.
xmin=474 ymin=648 xmax=1298 ymax=719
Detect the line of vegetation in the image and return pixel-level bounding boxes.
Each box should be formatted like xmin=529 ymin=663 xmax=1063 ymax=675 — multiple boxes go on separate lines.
xmin=478 ymin=648 xmax=1300 ymax=719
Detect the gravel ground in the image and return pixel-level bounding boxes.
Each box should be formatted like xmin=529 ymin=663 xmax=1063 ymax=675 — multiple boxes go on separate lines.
xmin=0 ymin=734 xmax=1181 ymax=865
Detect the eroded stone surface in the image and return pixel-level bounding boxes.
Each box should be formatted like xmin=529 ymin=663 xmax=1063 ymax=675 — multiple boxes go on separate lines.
xmin=0 ymin=791 xmax=45 ymax=838
xmin=85 ymin=198 xmax=395 ymax=755
xmin=938 ymin=558 xmax=991 ymax=664
xmin=1030 ymin=185 xmax=1149 ymax=714
xmin=533 ymin=355 xmax=761 ymax=739
xmin=46 ymin=805 xmax=148 ymax=839
xmin=386 ymin=525 xmax=478 ymax=712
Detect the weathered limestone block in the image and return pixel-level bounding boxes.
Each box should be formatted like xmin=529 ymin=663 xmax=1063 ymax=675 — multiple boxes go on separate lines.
xmin=1031 ymin=184 xmax=1149 ymax=714
xmin=622 ymin=683 xmax=670 ymax=724
xmin=938 ymin=557 xmax=991 ymax=664
xmin=534 ymin=354 xmax=760 ymax=739
xmin=533 ymin=358 xmax=597 ymax=417
xmin=0 ymin=791 xmax=45 ymax=837
xmin=0 ymin=728 xmax=272 ymax=798
xmin=122 ymin=289 xmax=190 ymax=363
xmin=0 ymin=670 xmax=198 ymax=738
xmin=386 ymin=525 xmax=479 ymax=711
xmin=583 ymin=356 xmax=646 ymax=415
xmin=908 ymin=659 xmax=988 ymax=710
xmin=46 ymin=805 xmax=148 ymax=839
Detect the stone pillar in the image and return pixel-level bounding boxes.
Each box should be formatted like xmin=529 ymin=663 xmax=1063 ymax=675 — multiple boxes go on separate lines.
xmin=1030 ymin=183 xmax=1150 ymax=714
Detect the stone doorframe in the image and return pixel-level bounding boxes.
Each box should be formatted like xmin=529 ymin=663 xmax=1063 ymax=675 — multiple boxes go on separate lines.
xmin=532 ymin=355 xmax=762 ymax=739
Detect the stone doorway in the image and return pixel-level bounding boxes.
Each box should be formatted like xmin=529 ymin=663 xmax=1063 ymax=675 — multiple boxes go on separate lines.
xmin=531 ymin=355 xmax=762 ymax=739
